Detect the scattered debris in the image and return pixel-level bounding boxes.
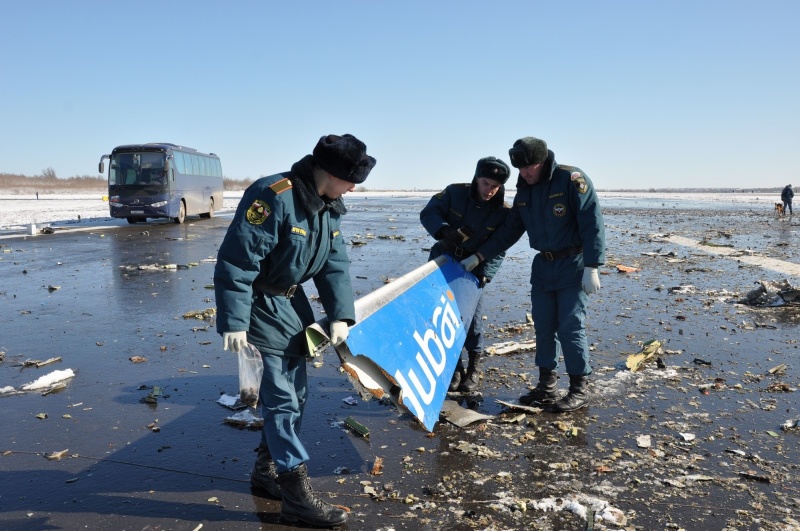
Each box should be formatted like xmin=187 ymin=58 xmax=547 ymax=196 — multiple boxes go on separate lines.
xmin=223 ymin=409 xmax=263 ymax=429
xmin=217 ymin=393 xmax=248 ymax=411
xmin=342 ymin=395 xmax=358 ymax=406
xmin=768 ymin=363 xmax=788 ymax=375
xmin=22 ymin=357 xmax=62 ymax=368
xmin=439 ymin=399 xmax=495 ymax=427
xmin=487 ymin=340 xmax=536 ymax=356
xmin=625 ymin=339 xmax=661 ymax=372
xmin=739 ymin=279 xmax=793 ymax=306
xmin=667 ymin=285 xmax=696 ymax=294
xmin=45 ymin=449 xmax=69 ymax=461
xmin=182 ymin=308 xmax=216 ymax=320
xmin=495 ymin=399 xmax=543 ymax=415
xmin=344 ymin=416 xmax=370 ymax=437
xmin=369 ymin=456 xmax=384 ymax=475
xmin=142 ymin=386 xmax=161 ymax=404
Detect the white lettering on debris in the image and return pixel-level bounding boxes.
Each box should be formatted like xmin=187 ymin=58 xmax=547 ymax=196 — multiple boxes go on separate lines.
xmin=394 ymin=294 xmax=462 ymax=422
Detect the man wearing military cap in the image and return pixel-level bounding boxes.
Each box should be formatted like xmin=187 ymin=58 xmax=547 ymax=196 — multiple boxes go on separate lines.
xmin=461 ymin=137 xmax=605 ymax=413
xmin=215 ymin=133 xmax=376 ymax=527
xmin=421 ymin=156 xmax=512 ymax=393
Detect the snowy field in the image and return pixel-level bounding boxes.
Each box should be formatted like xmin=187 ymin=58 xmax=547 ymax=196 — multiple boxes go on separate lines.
xmin=0 ymin=190 xmax=782 ymax=232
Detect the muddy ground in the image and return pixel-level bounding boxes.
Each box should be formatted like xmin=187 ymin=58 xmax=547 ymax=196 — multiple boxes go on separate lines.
xmin=1 ymin=196 xmax=799 ymax=531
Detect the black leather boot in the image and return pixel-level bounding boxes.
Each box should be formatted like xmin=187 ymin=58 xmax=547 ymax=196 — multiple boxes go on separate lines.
xmin=250 ymin=445 xmax=282 ymax=499
xmin=551 ymin=374 xmax=590 ymax=412
xmin=275 ymin=463 xmax=347 ymax=527
xmin=459 ymin=352 xmax=482 ymax=392
xmin=519 ymin=367 xmax=560 ymax=406
xmin=448 ymin=358 xmax=465 ymax=391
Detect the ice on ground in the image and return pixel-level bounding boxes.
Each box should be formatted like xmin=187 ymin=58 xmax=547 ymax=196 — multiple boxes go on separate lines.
xmin=21 ymin=368 xmax=75 ymax=390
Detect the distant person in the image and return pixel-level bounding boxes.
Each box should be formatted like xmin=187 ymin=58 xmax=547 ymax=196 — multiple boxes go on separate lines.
xmin=214 ymin=134 xmax=376 ymax=527
xmin=36 ymin=192 xmax=39 ymax=200
xmin=461 ymin=137 xmax=605 ymax=413
xmin=420 ymin=156 xmax=511 ymax=393
xmin=781 ymin=184 xmax=794 ymax=216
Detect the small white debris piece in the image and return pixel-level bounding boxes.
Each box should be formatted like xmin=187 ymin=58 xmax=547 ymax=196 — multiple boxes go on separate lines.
xmin=636 ymin=434 xmax=652 ymax=448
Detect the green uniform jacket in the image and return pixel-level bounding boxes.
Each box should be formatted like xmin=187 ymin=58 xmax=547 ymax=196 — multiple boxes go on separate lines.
xmin=420 ymin=181 xmax=508 ymax=281
xmin=477 ymin=154 xmax=605 ymax=290
xmin=214 ymin=155 xmax=355 ymax=357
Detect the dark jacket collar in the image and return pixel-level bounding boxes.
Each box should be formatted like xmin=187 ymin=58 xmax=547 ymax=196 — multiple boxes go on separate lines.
xmin=290 ymin=155 xmax=347 ymax=215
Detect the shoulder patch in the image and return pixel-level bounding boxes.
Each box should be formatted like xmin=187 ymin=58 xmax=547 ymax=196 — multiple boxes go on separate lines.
xmin=269 ymin=178 xmax=293 ymax=195
xmin=246 ymin=200 xmax=271 ymax=225
xmin=571 ymin=172 xmax=588 ymax=194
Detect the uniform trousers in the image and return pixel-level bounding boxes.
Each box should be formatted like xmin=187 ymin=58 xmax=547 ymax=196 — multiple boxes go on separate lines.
xmin=530 ymin=281 xmax=591 ymax=376
xmin=258 ymin=351 xmax=309 ymax=473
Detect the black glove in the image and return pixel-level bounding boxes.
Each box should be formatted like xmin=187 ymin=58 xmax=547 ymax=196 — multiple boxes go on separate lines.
xmin=436 ymin=225 xmax=473 ymax=247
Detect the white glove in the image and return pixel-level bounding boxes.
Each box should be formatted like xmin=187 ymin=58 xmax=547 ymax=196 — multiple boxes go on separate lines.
xmin=582 ymin=267 xmax=601 ymax=295
xmin=461 ymin=255 xmax=480 ymax=272
xmin=223 ymin=331 xmax=248 ymax=353
xmin=330 ymin=320 xmax=349 ymax=346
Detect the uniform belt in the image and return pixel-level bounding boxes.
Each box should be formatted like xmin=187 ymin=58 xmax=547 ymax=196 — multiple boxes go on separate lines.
xmin=441 ymin=241 xmax=471 ymax=259
xmin=540 ymin=245 xmax=583 ymax=261
xmin=254 ymin=279 xmax=298 ymax=298
xmin=453 ymin=246 xmax=468 ymax=258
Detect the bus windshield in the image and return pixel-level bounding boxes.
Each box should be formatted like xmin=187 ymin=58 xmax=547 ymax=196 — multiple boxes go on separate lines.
xmin=110 ymin=151 xmax=167 ymax=187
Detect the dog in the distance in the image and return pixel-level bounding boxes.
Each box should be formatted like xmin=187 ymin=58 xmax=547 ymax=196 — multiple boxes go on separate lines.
xmin=776 ymin=203 xmax=785 ymax=216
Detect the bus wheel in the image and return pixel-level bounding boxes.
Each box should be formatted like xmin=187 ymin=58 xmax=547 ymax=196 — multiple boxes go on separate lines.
xmin=173 ymin=201 xmax=186 ymax=224
xmin=126 ymin=217 xmax=139 ymax=224
xmin=200 ymin=199 xmax=214 ymax=219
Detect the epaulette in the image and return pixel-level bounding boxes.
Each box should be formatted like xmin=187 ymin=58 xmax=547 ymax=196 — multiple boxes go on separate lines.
xmin=269 ymin=177 xmax=293 ymax=195
xmin=557 ymin=164 xmax=581 ymax=174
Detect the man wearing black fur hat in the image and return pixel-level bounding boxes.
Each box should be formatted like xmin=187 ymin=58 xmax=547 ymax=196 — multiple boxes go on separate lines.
xmin=421 ymin=156 xmax=511 ymax=393
xmin=461 ymin=137 xmax=605 ymax=413
xmin=214 ymin=134 xmax=376 ymax=527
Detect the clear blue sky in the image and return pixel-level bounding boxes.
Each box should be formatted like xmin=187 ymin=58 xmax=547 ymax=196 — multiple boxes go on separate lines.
xmin=1 ymin=1 xmax=798 ymax=190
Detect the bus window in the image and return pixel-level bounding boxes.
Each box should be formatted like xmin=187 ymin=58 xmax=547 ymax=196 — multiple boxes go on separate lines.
xmin=173 ymin=151 xmax=185 ymax=174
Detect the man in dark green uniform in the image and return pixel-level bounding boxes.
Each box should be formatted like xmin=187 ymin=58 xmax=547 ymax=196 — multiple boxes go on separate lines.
xmin=214 ymin=134 xmax=376 ymax=527
xmin=420 ymin=156 xmax=510 ymax=392
xmin=462 ymin=137 xmax=605 ymax=413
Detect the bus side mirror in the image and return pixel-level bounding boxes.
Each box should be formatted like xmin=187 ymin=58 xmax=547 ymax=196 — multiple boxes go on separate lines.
xmin=164 ymin=160 xmax=174 ymax=181
xmin=98 ymin=161 xmax=104 ymax=174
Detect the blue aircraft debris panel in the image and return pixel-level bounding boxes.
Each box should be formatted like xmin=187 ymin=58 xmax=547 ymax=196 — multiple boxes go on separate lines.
xmin=305 ymin=256 xmax=481 ymax=432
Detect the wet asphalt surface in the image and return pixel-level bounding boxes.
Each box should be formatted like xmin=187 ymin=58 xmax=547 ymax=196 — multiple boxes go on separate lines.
xmin=1 ymin=197 xmax=800 ymax=530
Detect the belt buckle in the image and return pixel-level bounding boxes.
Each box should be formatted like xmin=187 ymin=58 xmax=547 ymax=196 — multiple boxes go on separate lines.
xmin=544 ymin=251 xmax=554 ymax=261
xmin=285 ymin=285 xmax=297 ymax=298
xmin=454 ymin=247 xmax=464 ymax=258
